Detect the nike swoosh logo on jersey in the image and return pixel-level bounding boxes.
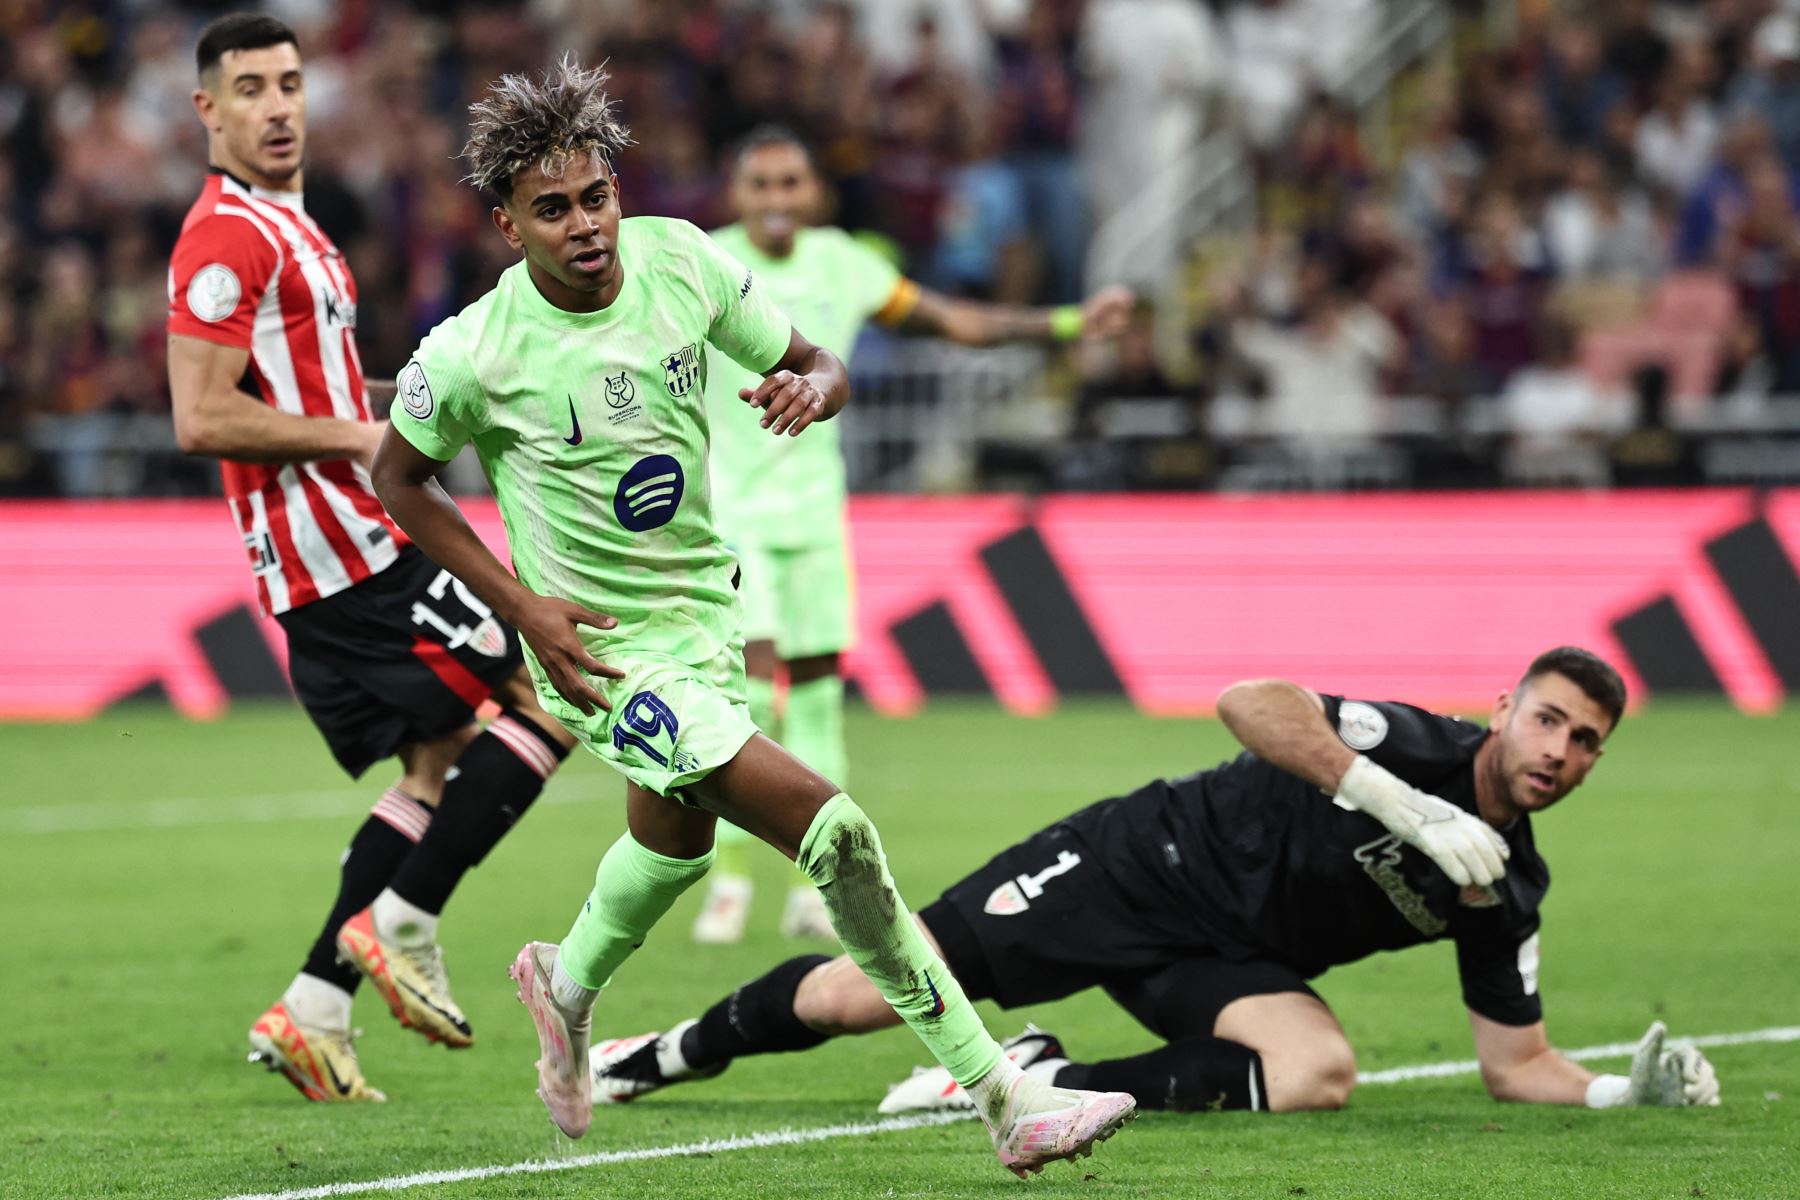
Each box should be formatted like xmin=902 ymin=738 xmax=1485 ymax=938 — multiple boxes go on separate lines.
xmin=564 ymin=396 xmax=583 ymax=446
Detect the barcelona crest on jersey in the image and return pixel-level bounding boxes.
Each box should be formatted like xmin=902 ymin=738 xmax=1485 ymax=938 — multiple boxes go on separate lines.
xmin=662 ymin=343 xmax=699 ymax=397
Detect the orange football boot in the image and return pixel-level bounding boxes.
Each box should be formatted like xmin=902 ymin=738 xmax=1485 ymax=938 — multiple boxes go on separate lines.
xmin=335 ymin=907 xmax=474 ymax=1048
xmin=247 ymin=1002 xmax=385 ymax=1102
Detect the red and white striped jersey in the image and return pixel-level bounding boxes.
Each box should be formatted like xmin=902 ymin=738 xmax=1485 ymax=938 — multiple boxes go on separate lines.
xmin=168 ymin=169 xmax=406 ymax=616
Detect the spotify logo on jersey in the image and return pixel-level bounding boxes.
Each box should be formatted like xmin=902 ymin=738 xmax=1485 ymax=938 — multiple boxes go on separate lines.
xmin=614 ymin=454 xmax=685 ymax=532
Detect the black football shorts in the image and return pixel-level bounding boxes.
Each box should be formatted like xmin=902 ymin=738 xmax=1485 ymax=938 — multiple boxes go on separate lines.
xmin=275 ymin=545 xmax=524 ymax=777
xmin=921 ymin=822 xmax=1317 ymax=1033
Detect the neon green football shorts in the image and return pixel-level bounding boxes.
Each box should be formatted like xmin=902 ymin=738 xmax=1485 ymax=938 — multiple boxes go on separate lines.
xmin=543 ymin=641 xmax=759 ymax=798
xmin=734 ymin=539 xmax=855 ymax=659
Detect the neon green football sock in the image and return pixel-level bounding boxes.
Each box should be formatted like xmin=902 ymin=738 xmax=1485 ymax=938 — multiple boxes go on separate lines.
xmin=784 ymin=675 xmax=846 ymax=788
xmin=712 ymin=818 xmax=754 ymax=878
xmin=560 ymin=832 xmax=714 ymax=990
xmin=796 ymin=794 xmax=1002 ymax=1088
xmin=745 ymin=673 xmax=779 ymax=740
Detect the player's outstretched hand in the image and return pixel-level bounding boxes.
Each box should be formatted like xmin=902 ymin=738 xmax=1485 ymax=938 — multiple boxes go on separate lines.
xmin=509 ymin=594 xmax=625 ymax=716
xmin=1393 ymin=787 xmax=1509 ymax=888
xmin=741 ymin=371 xmax=827 ymax=437
xmin=1626 ymin=1021 xmax=1721 ymax=1107
xmin=1080 ymin=285 xmax=1135 ymax=339
xmin=1334 ymin=756 xmax=1510 ymax=887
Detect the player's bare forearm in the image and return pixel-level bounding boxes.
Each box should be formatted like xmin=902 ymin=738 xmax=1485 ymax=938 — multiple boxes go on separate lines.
xmin=801 ymin=345 xmax=848 ymax=420
xmin=1216 ymin=679 xmax=1355 ymax=793
xmin=1470 ymin=1014 xmax=1594 ymax=1104
xmin=1486 ymin=1049 xmax=1594 ymax=1105
xmin=368 ymin=428 xmax=537 ymax=623
xmin=177 ymin=389 xmax=375 ymax=463
xmin=778 ymin=332 xmax=848 ymax=420
xmin=895 ymin=284 xmax=1133 ymax=347
xmin=900 ymin=293 xmax=1055 ymax=345
xmin=741 ymin=330 xmax=848 ymax=436
xmin=168 ymin=334 xmax=380 ymax=465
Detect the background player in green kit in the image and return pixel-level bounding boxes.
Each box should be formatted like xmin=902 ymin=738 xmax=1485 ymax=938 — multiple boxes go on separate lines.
xmin=696 ymin=127 xmax=1135 ymax=944
xmin=369 ymin=59 xmax=1134 ymax=1177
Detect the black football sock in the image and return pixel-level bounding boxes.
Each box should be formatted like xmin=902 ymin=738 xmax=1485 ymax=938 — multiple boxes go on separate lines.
xmin=299 ymin=787 xmax=433 ymax=993
xmin=386 ymin=709 xmax=568 ymax=915
xmin=1055 ymin=1037 xmax=1269 ymax=1112
xmin=680 ymin=954 xmax=836 ymax=1070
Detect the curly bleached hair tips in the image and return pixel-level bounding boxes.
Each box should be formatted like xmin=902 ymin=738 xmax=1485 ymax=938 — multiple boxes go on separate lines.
xmin=462 ymin=55 xmax=633 ymax=199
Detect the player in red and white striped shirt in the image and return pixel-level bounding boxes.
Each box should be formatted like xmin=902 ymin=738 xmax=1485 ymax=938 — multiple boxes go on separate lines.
xmin=165 ymin=13 xmax=578 ymax=1104
xmin=169 ymin=162 xmax=400 ymax=615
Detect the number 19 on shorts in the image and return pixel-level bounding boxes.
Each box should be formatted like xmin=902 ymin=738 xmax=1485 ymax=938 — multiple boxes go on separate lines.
xmin=612 ymin=691 xmax=680 ymax=766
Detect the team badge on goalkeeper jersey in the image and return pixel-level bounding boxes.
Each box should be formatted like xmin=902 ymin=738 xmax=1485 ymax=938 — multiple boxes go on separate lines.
xmin=985 ymin=880 xmax=1029 ymax=916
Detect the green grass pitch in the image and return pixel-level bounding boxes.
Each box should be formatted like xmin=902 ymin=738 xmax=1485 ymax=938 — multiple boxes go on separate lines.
xmin=2 ymin=701 xmax=1795 ymax=1199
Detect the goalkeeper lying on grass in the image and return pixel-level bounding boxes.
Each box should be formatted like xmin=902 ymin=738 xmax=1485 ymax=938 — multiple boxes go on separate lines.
xmin=590 ymin=646 xmax=1721 ymax=1114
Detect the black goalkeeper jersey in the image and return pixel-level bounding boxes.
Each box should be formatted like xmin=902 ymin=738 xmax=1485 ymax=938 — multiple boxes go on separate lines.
xmin=1056 ymin=696 xmax=1547 ymax=1025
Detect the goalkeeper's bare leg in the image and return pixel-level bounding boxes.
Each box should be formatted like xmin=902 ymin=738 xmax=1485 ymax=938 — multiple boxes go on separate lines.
xmin=594 ymin=938 xmax=1362 ymax=1115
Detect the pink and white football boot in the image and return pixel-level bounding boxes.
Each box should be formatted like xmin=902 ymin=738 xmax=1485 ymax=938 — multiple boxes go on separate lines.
xmin=507 ymin=941 xmax=592 ymax=1138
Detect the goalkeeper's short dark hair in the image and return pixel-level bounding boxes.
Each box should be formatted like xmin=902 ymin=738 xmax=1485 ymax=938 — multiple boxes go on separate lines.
xmin=1519 ymin=647 xmax=1626 ymax=729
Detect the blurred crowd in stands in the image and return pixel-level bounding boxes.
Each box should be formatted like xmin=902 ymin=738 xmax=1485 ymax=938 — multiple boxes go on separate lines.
xmin=1138 ymin=0 xmax=1800 ymax=490
xmin=3 ymin=0 xmax=1800 ymax=496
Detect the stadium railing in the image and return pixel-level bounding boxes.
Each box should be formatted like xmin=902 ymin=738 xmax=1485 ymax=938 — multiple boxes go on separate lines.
xmin=1083 ymin=0 xmax=1451 ymax=296
xmin=20 ymin=384 xmax=1800 ymax=497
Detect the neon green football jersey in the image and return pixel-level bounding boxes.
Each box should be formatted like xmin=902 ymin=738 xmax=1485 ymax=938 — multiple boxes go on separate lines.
xmin=704 ymin=224 xmax=903 ymax=549
xmin=390 ymin=215 xmax=792 ymax=667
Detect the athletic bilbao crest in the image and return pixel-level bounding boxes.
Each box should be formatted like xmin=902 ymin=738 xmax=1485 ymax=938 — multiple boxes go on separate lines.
xmin=984 ymin=880 xmax=1029 ymax=916
xmin=662 ymin=344 xmax=700 ymax=397
xmin=468 ymin=616 xmax=508 ymax=658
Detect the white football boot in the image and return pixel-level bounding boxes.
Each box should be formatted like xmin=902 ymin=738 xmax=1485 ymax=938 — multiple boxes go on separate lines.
xmin=691 ymin=874 xmax=753 ymax=944
xmin=879 ymin=1025 xmax=1069 ymax=1114
xmin=778 ymin=885 xmax=838 ymax=940
xmin=981 ymin=1062 xmax=1136 ymax=1179
xmin=588 ymin=1017 xmax=726 ymax=1103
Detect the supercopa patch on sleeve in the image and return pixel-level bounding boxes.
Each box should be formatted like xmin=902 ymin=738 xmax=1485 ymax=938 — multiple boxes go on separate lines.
xmin=187 ymin=263 xmax=241 ymax=322
xmin=398 ymin=361 xmax=434 ymax=420
xmin=1336 ymin=700 xmax=1390 ymax=751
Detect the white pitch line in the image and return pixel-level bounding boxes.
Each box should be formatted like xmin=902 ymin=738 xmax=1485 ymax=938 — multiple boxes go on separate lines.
xmin=215 ymin=1111 xmax=972 ymax=1200
xmin=214 ymin=1025 xmax=1799 ymax=1200
xmin=0 ymin=788 xmax=368 ymax=835
xmin=1357 ymin=1024 xmax=1800 ymax=1085
xmin=0 ymin=784 xmax=592 ymax=835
